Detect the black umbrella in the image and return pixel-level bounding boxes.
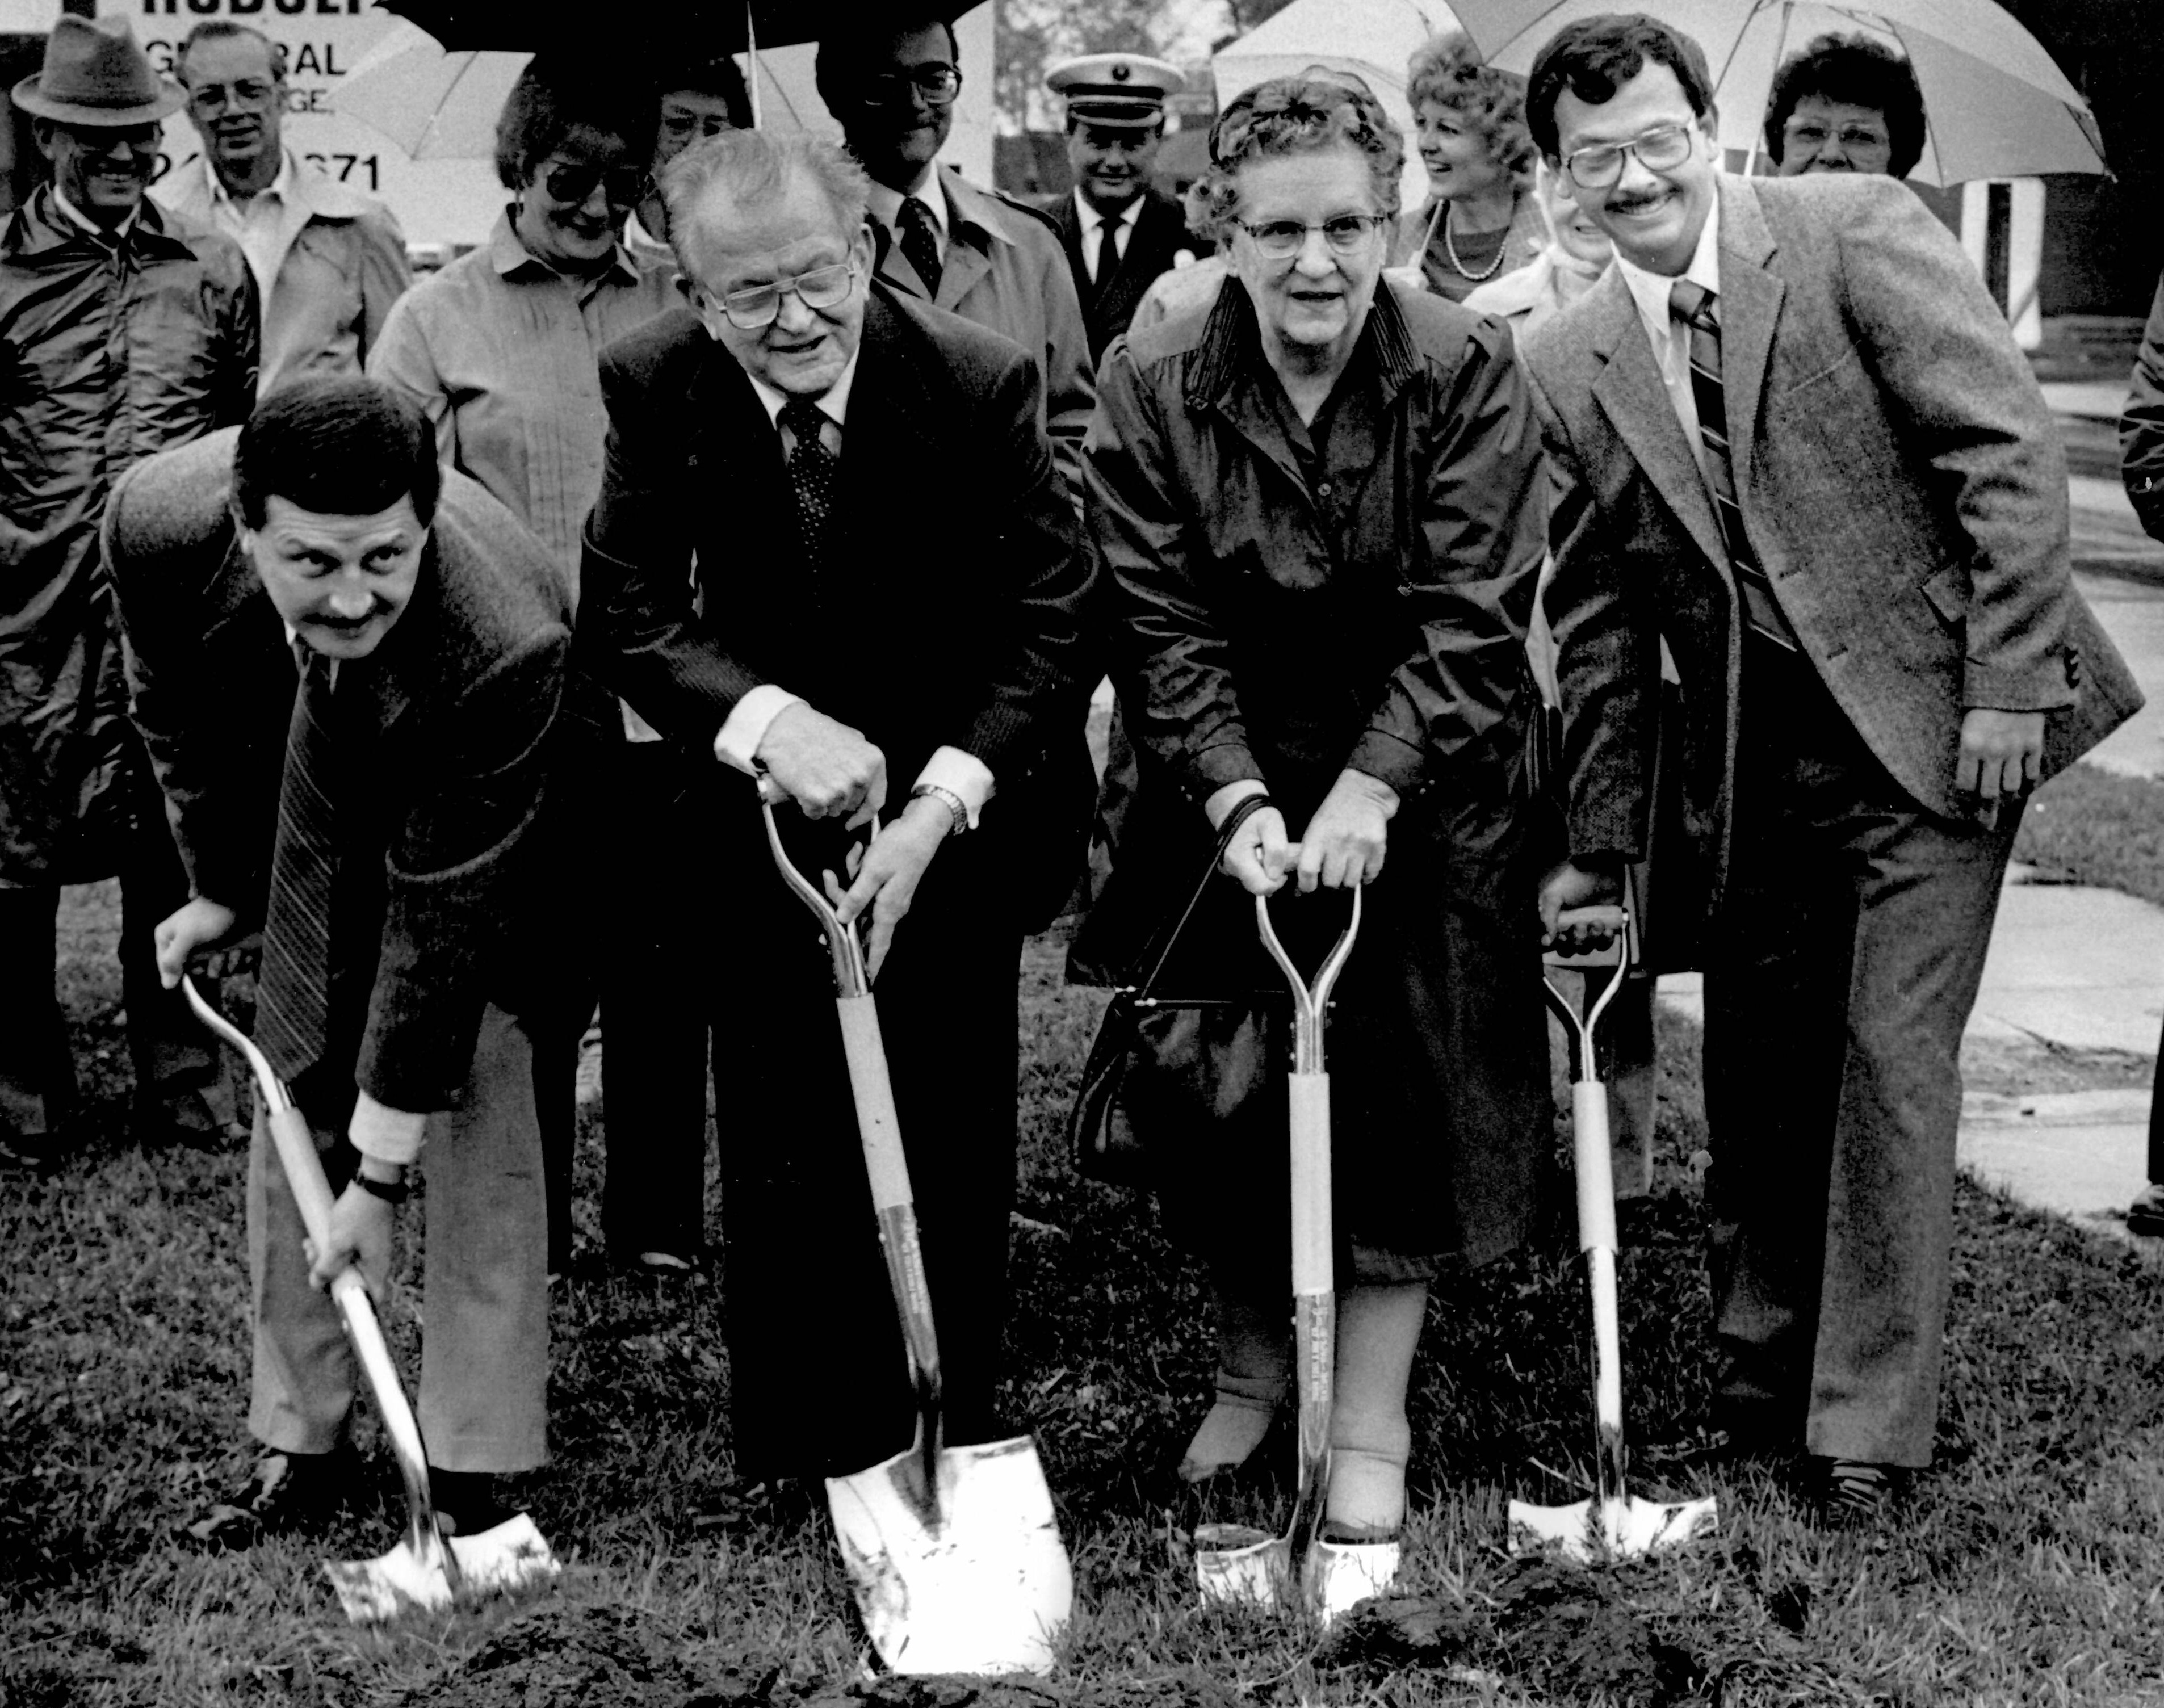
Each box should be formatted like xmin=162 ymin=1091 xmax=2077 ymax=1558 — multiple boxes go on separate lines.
xmin=373 ymin=0 xmax=976 ymax=56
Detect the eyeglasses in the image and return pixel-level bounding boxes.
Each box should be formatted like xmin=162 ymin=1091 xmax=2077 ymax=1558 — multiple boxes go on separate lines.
xmin=1232 ymin=213 xmax=1387 ymax=260
xmin=538 ymin=161 xmax=649 ymax=208
xmin=1562 ymin=122 xmax=1697 ymax=191
xmin=187 ymin=78 xmax=279 ymax=117
xmin=710 ymin=259 xmax=860 ymax=330
xmin=659 ymin=109 xmax=737 ymax=144
xmin=859 ymin=66 xmax=962 ymax=107
xmin=1783 ymin=120 xmax=1891 ymax=156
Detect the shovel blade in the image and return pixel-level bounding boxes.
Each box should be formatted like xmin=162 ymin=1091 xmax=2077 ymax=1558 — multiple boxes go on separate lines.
xmin=1507 ymin=1493 xmax=1720 ymax=1564
xmin=1302 ymin=1535 xmax=1401 ymax=1626
xmin=1193 ymin=1524 xmax=1290 ymax=1612
xmin=827 ymin=1434 xmax=1071 ymax=1676
xmin=322 ymin=1513 xmax=559 ymax=1625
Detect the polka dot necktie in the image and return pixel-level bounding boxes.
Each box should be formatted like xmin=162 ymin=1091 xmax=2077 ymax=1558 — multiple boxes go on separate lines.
xmin=1668 ymin=279 xmax=1800 ymax=653
xmin=255 ymin=645 xmax=340 ymax=1083
xmin=778 ymin=396 xmax=838 ymax=571
xmin=896 ymin=195 xmax=942 ymax=297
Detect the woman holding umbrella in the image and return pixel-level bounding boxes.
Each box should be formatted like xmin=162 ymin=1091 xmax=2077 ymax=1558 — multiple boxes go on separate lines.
xmin=1081 ymin=73 xmax=1551 ymax=1552
xmin=1390 ymin=31 xmax=1545 ymax=301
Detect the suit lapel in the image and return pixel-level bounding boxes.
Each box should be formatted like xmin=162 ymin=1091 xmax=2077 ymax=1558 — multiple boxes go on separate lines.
xmin=1714 ymin=177 xmax=1783 ymax=506
xmin=1586 ymin=272 xmax=1729 ymax=573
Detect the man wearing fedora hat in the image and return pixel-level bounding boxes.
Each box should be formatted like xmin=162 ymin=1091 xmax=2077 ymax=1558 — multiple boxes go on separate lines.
xmin=1043 ymin=53 xmax=1200 ymax=364
xmin=0 ymin=15 xmax=259 ymax=1167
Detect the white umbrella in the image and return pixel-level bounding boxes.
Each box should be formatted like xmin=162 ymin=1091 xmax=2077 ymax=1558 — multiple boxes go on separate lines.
xmin=330 ymin=21 xmax=528 ymax=160
xmin=1452 ymin=0 xmax=2104 ymax=185
xmin=1212 ymin=0 xmax=1466 ymax=214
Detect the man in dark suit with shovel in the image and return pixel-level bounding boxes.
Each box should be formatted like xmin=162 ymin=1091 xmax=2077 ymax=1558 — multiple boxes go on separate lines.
xmin=580 ymin=127 xmax=1093 ymax=1490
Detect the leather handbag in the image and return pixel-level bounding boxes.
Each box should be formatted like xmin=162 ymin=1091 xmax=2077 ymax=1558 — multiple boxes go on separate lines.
xmin=1068 ymin=792 xmax=1276 ymax=1189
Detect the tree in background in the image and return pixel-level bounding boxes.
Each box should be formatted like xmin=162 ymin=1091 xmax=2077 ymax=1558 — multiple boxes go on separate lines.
xmin=995 ymin=0 xmax=1168 ymax=132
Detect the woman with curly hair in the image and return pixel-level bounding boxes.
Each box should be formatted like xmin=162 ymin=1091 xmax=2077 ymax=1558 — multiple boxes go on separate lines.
xmin=1392 ymin=31 xmax=1546 ymax=301
xmin=1080 ymin=71 xmax=1551 ymax=1587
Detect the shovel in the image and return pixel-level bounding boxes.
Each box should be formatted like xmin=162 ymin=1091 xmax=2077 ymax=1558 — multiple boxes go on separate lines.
xmin=754 ymin=777 xmax=1072 ymax=1676
xmin=1194 ymin=884 xmax=1373 ymax=1623
xmin=182 ymin=978 xmax=559 ymax=1622
xmin=1506 ymin=901 xmax=1718 ymax=1564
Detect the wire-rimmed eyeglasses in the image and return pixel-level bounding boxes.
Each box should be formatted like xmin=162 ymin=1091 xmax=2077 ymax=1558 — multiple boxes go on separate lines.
xmin=1232 ymin=213 xmax=1389 ymax=261
xmin=1562 ymin=122 xmax=1696 ymax=191
xmin=710 ymin=259 xmax=861 ymax=330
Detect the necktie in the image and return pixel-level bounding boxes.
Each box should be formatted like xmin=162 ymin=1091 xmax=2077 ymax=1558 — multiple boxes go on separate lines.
xmin=778 ymin=396 xmax=838 ymax=571
xmin=896 ymin=195 xmax=942 ymax=297
xmin=1094 ymin=211 xmax=1126 ymax=288
xmin=1668 ymin=279 xmax=1801 ymax=653
xmin=255 ymin=647 xmax=340 ymax=1083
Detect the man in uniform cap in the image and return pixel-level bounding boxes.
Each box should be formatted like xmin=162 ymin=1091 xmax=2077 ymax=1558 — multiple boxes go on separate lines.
xmin=1043 ymin=52 xmax=1198 ymax=365
xmin=0 ymin=15 xmax=258 ymax=1166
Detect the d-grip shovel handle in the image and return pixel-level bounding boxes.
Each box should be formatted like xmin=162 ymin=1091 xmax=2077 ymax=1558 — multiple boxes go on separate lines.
xmin=753 ymin=776 xmax=945 ymax=1497
xmin=179 ymin=976 xmax=456 ymax=1587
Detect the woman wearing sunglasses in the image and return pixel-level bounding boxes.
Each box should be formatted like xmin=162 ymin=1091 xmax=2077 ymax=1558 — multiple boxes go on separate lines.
xmin=1079 ymin=74 xmax=1551 ymax=1581
xmin=369 ymin=56 xmax=680 ymax=1281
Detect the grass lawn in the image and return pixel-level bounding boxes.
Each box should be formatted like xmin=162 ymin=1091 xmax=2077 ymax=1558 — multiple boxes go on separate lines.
xmin=5 ymin=883 xmax=2163 ymax=1706
xmin=2014 ymin=761 xmax=2164 ymax=909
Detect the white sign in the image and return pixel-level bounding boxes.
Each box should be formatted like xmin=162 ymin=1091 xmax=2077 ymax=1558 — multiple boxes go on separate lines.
xmin=99 ymin=0 xmax=501 ymax=246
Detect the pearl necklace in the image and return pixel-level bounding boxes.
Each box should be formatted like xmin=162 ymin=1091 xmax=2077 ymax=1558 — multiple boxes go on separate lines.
xmin=1441 ymin=202 xmax=1507 ymax=282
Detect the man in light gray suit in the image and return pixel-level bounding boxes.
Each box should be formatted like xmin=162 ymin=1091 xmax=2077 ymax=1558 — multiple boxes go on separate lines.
xmin=1520 ymin=14 xmax=2140 ymax=1519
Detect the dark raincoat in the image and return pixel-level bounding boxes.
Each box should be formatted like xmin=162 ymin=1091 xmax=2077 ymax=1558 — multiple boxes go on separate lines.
xmin=1077 ymin=277 xmax=1553 ymax=1276
xmin=0 ymin=186 xmax=258 ymax=886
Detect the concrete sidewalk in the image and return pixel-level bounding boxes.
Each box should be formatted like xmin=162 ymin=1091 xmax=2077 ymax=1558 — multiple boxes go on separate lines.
xmin=1655 ymin=865 xmax=2163 ymax=1244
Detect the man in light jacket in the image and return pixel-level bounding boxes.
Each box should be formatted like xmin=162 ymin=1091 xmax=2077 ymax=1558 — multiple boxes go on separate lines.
xmin=158 ymin=19 xmax=409 ymax=396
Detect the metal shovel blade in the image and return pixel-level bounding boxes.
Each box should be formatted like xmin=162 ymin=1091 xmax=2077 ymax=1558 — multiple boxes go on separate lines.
xmin=1303 ymin=1536 xmax=1402 ymax=1623
xmin=323 ymin=1513 xmax=559 ymax=1623
xmin=1194 ymin=1524 xmax=1290 ymax=1610
xmin=827 ymin=1433 xmax=1072 ymax=1676
xmin=1506 ymin=1493 xmax=1720 ymax=1565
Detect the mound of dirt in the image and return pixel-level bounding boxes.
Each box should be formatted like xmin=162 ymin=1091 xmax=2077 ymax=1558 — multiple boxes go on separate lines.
xmin=389 ymin=1604 xmax=1068 ymax=1708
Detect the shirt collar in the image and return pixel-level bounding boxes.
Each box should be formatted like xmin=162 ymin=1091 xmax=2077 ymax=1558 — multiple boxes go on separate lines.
xmin=743 ymin=345 xmax=862 ymax=433
xmin=867 ymin=176 xmax=946 ymax=241
xmin=489 ymin=209 xmax=640 ymax=289
xmin=51 ymin=182 xmax=137 ymax=241
xmin=1073 ymin=187 xmax=1139 ymax=233
xmin=210 ymin=147 xmax=293 ymax=212
xmin=1614 ymin=184 xmax=1722 ymax=354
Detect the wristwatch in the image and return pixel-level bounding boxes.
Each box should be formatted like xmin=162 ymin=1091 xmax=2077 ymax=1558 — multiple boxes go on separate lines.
xmin=911 ymin=782 xmax=968 ymax=837
xmin=351 ymin=1162 xmax=409 ymax=1205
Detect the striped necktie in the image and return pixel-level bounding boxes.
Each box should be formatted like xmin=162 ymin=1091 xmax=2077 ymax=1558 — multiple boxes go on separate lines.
xmin=254 ymin=646 xmax=339 ymax=1083
xmin=1668 ymin=279 xmax=1801 ymax=653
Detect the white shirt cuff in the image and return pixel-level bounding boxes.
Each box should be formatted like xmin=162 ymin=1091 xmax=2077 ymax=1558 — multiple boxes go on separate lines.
xmin=349 ymin=1089 xmax=427 ymax=1168
xmin=912 ymin=746 xmax=995 ymax=830
xmin=712 ymin=683 xmax=806 ymax=775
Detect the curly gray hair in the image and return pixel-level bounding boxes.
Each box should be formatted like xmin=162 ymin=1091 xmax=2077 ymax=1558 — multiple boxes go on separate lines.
xmin=1200 ymin=72 xmax=1407 ymax=229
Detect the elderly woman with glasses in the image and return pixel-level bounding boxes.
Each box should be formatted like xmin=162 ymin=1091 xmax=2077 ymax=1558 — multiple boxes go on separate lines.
xmin=1079 ymin=73 xmax=1550 ymax=1573
xmin=369 ymin=56 xmax=678 ymax=1278
xmin=1391 ymin=31 xmax=1546 ymax=301
xmin=1763 ymin=33 xmax=1927 ymax=179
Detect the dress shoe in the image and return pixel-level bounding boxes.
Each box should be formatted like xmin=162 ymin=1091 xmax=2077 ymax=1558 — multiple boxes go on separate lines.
xmin=1815 ymin=1457 xmax=1902 ymax=1525
xmin=133 ymin=1087 xmax=240 ymax=1151
xmin=187 ymin=1449 xmax=352 ymax=1547
xmin=429 ymin=1468 xmax=513 ymax=1535
xmin=0 ymin=1126 xmax=65 ymax=1173
xmin=2128 ymin=1183 xmax=2164 ymax=1239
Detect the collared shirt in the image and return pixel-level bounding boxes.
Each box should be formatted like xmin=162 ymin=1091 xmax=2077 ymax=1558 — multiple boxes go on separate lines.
xmin=367 ymin=211 xmax=679 ymax=577
xmin=1071 ymin=187 xmax=1137 ymax=283
xmin=867 ymin=175 xmax=948 ymax=270
xmin=206 ymin=147 xmax=295 ymax=299
xmin=1614 ymin=190 xmax=1723 ymax=486
xmin=50 ymin=183 xmax=138 ymax=243
xmin=707 ymin=345 xmax=995 ymax=826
